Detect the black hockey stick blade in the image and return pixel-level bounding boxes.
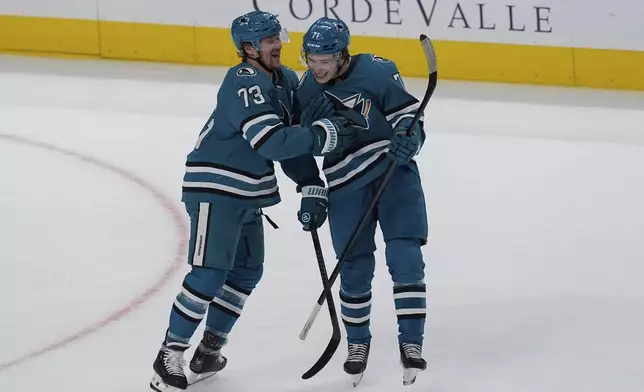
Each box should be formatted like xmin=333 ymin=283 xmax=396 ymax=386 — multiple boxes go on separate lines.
xmin=301 ymin=328 xmax=341 ymax=380
xmin=302 ymin=230 xmax=342 ymax=380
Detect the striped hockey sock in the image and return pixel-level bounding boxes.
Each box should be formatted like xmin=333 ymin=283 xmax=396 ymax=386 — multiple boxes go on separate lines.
xmin=340 ymin=290 xmax=372 ymax=344
xmin=393 ymin=283 xmax=426 ymax=345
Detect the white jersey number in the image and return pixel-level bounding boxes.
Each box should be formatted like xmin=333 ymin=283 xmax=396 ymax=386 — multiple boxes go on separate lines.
xmin=393 ymin=73 xmax=408 ymax=92
xmin=238 ymin=85 xmax=266 ymax=107
xmin=195 ymin=118 xmax=214 ymax=149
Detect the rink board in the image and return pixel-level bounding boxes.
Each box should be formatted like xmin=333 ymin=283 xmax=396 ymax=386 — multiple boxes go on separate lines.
xmin=1 ymin=14 xmax=644 ymax=91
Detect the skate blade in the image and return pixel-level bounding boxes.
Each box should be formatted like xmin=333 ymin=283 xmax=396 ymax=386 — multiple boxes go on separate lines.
xmin=149 ymin=372 xmax=184 ymax=392
xmin=351 ymin=372 xmax=364 ymax=387
xmin=187 ymin=371 xmax=218 ymax=386
xmin=402 ymin=368 xmax=419 ymax=386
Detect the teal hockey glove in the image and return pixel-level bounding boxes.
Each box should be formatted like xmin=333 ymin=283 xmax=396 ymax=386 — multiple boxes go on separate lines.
xmin=388 ymin=123 xmax=422 ymax=165
xmin=300 ymin=93 xmax=335 ymax=127
xmin=297 ymin=185 xmax=329 ymax=231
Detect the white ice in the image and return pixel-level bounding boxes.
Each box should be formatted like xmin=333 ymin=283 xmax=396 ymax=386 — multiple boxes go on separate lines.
xmin=1 ymin=54 xmax=644 ymax=392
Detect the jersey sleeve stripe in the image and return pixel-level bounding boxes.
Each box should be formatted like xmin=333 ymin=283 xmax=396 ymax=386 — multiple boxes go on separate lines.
xmin=384 ymin=99 xmax=420 ymax=117
xmin=240 ymin=112 xmax=281 ymax=136
xmin=327 ymin=148 xmax=390 ymax=189
xmin=239 ymin=110 xmax=275 ymax=125
xmin=391 ymin=113 xmax=425 ymax=129
xmin=195 ymin=118 xmax=214 ymax=149
xmin=323 ymin=140 xmax=390 ymax=176
xmin=250 ymin=123 xmax=285 ymax=151
xmin=385 ymin=101 xmax=421 ymax=122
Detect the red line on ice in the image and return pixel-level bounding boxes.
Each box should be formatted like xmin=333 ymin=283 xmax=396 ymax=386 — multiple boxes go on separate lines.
xmin=0 ymin=134 xmax=188 ymax=373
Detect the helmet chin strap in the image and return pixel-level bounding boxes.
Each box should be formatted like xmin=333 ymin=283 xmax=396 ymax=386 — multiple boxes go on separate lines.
xmin=247 ymin=45 xmax=274 ymax=75
xmin=329 ymin=53 xmax=350 ymax=82
xmin=253 ymin=54 xmax=273 ymax=74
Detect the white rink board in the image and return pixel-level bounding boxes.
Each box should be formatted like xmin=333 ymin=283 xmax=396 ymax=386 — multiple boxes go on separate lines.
xmin=0 ymin=0 xmax=97 ymax=20
xmin=254 ymin=0 xmax=568 ymax=46
xmin=1 ymin=0 xmax=644 ymax=51
xmin=96 ymin=0 xmax=198 ymax=25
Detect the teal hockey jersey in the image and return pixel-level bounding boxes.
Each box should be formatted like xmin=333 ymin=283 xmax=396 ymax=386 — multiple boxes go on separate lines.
xmin=182 ymin=63 xmax=318 ymax=208
xmin=295 ymin=54 xmax=426 ymax=201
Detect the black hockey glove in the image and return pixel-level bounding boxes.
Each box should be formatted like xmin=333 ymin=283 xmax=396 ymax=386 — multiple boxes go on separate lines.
xmin=297 ymin=185 xmax=328 ymax=231
xmin=300 ymin=93 xmax=335 ymax=127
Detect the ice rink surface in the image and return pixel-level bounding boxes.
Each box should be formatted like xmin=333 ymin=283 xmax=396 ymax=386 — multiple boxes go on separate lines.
xmin=1 ymin=53 xmax=644 ymax=392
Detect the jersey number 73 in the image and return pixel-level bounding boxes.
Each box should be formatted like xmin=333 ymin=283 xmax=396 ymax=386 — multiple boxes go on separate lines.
xmin=238 ymin=85 xmax=265 ymax=107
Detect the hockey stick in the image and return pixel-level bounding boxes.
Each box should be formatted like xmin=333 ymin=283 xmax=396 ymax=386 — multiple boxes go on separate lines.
xmin=301 ymin=229 xmax=341 ymax=380
xmin=299 ymin=34 xmax=438 ymax=342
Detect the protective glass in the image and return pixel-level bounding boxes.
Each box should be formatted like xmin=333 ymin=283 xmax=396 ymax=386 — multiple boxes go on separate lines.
xmin=279 ymin=28 xmax=290 ymax=44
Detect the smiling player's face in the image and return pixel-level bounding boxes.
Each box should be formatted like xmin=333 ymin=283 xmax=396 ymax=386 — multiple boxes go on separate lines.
xmin=258 ymin=35 xmax=283 ymax=70
xmin=245 ymin=34 xmax=284 ymax=71
xmin=306 ymin=53 xmax=338 ymax=84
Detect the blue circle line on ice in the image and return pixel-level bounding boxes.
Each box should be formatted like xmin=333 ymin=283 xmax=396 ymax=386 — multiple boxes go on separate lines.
xmin=0 ymin=134 xmax=189 ymax=373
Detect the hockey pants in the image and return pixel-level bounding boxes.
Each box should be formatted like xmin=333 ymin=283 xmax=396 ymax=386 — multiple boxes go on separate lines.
xmin=164 ymin=202 xmax=264 ymax=349
xmin=328 ymin=164 xmax=428 ymax=346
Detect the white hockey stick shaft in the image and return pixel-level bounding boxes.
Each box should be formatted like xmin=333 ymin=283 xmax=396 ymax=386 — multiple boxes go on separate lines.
xmin=299 ymin=302 xmax=323 ymax=340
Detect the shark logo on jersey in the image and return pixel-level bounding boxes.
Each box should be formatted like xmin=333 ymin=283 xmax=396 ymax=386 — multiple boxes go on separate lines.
xmin=279 ymin=100 xmax=294 ymax=126
xmin=237 ymin=67 xmax=257 ymax=77
xmin=371 ymin=55 xmax=391 ymax=63
xmin=323 ymin=91 xmax=372 ymax=130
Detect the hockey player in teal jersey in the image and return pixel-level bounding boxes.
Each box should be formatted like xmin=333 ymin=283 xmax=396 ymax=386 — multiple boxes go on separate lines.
xmin=292 ymin=17 xmax=429 ymax=386
xmin=150 ymin=11 xmax=359 ymax=392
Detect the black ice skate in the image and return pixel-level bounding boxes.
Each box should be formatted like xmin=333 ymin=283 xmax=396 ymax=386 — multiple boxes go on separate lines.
xmin=343 ymin=342 xmax=370 ymax=387
xmin=150 ymin=344 xmax=188 ymax=391
xmin=399 ymin=343 xmax=427 ymax=386
xmin=187 ymin=331 xmax=227 ymax=386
